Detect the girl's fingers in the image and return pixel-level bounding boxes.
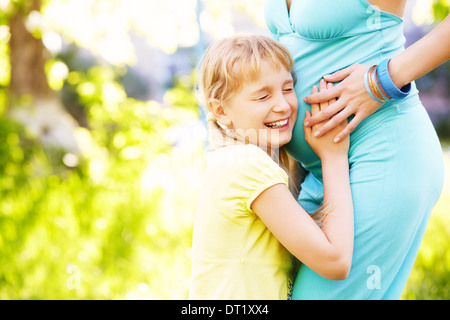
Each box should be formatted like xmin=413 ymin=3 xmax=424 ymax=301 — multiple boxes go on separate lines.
xmin=319 ymin=79 xmax=329 ymax=111
xmin=304 ymin=82 xmax=340 ymax=104
xmin=310 ymin=85 xmax=320 ymax=116
xmin=303 ymin=110 xmax=312 ymax=140
xmin=327 ymin=83 xmax=336 ymax=104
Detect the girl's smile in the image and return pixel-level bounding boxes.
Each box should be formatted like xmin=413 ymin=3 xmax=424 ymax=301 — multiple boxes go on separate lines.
xmin=264 ymin=117 xmax=290 ymax=129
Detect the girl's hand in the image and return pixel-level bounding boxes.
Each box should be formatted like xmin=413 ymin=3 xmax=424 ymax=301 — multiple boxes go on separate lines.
xmin=303 ymin=63 xmax=384 ymax=143
xmin=303 ymin=80 xmax=349 ymax=160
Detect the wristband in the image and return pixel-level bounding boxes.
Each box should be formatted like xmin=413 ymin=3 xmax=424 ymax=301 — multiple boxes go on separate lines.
xmin=376 ymin=59 xmax=411 ymax=100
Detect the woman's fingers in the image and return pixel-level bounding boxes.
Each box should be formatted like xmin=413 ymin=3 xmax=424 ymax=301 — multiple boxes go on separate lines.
xmin=306 ymin=81 xmax=341 ymax=134
xmin=304 ymin=81 xmax=340 ymax=105
xmin=304 ymin=63 xmax=382 ymax=140
xmin=304 ymin=64 xmax=359 ymax=105
xmin=322 ymin=64 xmax=358 ymax=83
xmin=304 ymin=82 xmax=341 ymax=127
xmin=305 ymin=97 xmax=346 ymax=128
xmin=311 ymin=100 xmax=351 ymax=137
xmin=332 ymin=113 xmax=364 ymax=143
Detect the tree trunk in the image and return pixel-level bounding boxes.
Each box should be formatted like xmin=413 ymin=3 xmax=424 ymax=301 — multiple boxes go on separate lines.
xmin=9 ymin=0 xmax=52 ymax=101
xmin=8 ymin=0 xmax=79 ymax=153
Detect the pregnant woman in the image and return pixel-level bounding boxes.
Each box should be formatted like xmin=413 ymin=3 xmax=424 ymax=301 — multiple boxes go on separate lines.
xmin=265 ymin=0 xmax=446 ymax=299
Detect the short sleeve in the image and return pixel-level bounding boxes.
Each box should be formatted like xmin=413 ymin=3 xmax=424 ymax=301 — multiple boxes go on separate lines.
xmin=234 ymin=145 xmax=289 ymax=212
xmin=206 ymin=144 xmax=289 ymax=216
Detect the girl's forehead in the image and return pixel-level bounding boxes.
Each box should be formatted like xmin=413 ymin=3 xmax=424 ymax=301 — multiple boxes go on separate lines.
xmin=245 ymin=63 xmax=291 ymax=84
xmin=240 ymin=61 xmax=288 ymax=82
xmin=236 ymin=69 xmax=293 ymax=98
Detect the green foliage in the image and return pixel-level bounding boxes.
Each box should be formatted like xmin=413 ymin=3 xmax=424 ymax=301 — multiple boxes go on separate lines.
xmin=432 ymin=0 xmax=450 ymax=22
xmin=0 ymin=65 xmax=203 ymax=299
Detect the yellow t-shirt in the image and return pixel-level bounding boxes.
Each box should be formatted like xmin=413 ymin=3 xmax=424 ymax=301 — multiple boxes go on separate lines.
xmin=189 ymin=144 xmax=295 ymax=300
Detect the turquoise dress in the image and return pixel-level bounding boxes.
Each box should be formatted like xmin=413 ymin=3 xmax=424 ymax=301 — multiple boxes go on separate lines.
xmin=265 ymin=0 xmax=444 ymax=299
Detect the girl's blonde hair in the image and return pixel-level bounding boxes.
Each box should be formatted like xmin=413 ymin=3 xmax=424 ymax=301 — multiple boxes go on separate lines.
xmin=198 ymin=34 xmax=294 ymax=109
xmin=197 ymin=34 xmax=299 ymax=196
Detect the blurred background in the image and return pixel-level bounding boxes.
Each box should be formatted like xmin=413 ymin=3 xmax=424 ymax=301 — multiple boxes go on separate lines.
xmin=0 ymin=0 xmax=448 ymax=300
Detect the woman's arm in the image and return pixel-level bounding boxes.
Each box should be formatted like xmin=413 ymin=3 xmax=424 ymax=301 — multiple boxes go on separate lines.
xmin=252 ymin=82 xmax=354 ymax=280
xmin=389 ymin=14 xmax=450 ymax=88
xmin=303 ymin=14 xmax=450 ymax=142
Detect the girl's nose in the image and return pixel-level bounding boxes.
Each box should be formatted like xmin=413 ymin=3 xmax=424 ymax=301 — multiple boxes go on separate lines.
xmin=272 ymin=99 xmax=291 ymax=113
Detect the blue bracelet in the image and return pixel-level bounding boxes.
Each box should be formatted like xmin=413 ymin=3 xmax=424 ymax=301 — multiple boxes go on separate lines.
xmin=376 ymin=59 xmax=411 ymax=100
xmin=364 ymin=66 xmax=385 ymax=103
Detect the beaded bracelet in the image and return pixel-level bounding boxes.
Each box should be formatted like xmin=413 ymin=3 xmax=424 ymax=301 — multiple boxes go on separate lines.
xmin=375 ymin=58 xmax=411 ymax=100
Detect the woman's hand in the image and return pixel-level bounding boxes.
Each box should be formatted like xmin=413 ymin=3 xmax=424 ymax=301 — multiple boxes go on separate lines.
xmin=303 ymin=80 xmax=349 ymax=160
xmin=303 ymin=63 xmax=384 ymax=143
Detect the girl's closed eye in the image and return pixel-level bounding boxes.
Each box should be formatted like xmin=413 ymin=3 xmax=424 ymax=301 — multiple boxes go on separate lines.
xmin=283 ymin=81 xmax=295 ymax=93
xmin=250 ymin=86 xmax=272 ymax=102
xmin=257 ymin=94 xmax=270 ymax=101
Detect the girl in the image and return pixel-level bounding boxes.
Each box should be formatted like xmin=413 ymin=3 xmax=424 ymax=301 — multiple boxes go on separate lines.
xmin=188 ymin=34 xmax=354 ymax=300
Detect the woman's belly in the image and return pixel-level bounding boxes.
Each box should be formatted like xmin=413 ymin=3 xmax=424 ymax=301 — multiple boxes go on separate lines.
xmin=281 ymin=32 xmax=415 ymax=177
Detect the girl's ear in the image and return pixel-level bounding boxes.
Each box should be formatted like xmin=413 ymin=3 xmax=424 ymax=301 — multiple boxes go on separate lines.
xmin=209 ymin=99 xmax=232 ymax=127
